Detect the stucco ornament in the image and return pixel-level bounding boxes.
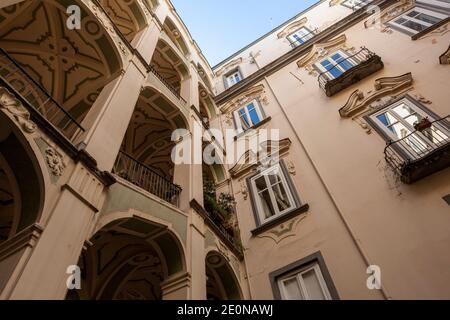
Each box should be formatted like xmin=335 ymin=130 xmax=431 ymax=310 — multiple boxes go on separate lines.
xmin=339 ymin=73 xmax=415 ymax=134
xmin=220 ymin=84 xmax=269 ymax=114
xmin=440 ymin=45 xmax=450 ymax=65
xmin=256 ymin=214 xmax=308 ymax=244
xmin=45 ymin=147 xmax=66 ymax=176
xmin=0 ymin=87 xmax=37 ymax=133
xmin=364 ymin=0 xmax=414 ymax=31
xmin=286 ymin=160 xmax=296 ymax=176
xmin=240 ymin=181 xmax=248 ymax=200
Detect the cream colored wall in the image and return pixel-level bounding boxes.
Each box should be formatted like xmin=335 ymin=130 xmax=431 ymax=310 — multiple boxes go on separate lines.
xmin=212 ymin=0 xmax=351 ymax=94
xmin=219 ymin=2 xmax=450 ymax=299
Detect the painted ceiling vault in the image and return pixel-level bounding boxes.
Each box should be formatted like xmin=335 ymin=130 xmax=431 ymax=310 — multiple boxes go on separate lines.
xmin=0 ymin=0 xmax=123 ymax=123
xmin=121 ymin=87 xmax=187 ymax=179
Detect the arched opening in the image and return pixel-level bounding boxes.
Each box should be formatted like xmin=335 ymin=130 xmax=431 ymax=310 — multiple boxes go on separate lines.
xmin=0 ymin=1 xmax=123 ymax=140
xmin=98 ymin=0 xmax=147 ymax=43
xmin=112 ymin=87 xmax=188 ymax=206
xmin=206 ymin=251 xmax=242 ymax=300
xmin=199 ymin=84 xmax=217 ymax=120
xmin=162 ymin=18 xmax=190 ymax=57
xmin=150 ymin=39 xmax=189 ymax=98
xmin=0 ymin=113 xmax=44 ymax=244
xmin=68 ymin=216 xmax=186 ymax=300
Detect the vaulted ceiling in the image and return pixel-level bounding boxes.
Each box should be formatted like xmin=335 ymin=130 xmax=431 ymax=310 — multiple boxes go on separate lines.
xmin=0 ymin=0 xmax=123 ymax=123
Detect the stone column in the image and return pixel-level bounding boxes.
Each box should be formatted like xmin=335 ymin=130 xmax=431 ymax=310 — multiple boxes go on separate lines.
xmin=75 ymin=57 xmax=148 ymax=172
xmin=5 ymin=163 xmax=105 ymax=299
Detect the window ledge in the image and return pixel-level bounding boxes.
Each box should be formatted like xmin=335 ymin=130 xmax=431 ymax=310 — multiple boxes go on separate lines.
xmin=251 ymin=203 xmax=309 ymax=237
xmin=234 ymin=116 xmax=272 ymax=141
xmin=412 ymin=17 xmax=450 ymax=41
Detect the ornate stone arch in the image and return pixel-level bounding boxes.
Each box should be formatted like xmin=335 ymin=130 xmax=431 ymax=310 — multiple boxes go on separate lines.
xmin=205 ymin=250 xmax=243 ymax=300
xmin=162 ymin=16 xmax=191 ymax=57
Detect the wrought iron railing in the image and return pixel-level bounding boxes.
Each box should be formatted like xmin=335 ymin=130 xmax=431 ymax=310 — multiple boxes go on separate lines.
xmin=384 ymin=115 xmax=450 ymax=175
xmin=190 ymin=199 xmax=243 ymax=259
xmin=113 ymin=151 xmax=182 ymax=207
xmin=289 ymin=28 xmax=318 ymax=48
xmin=0 ymin=48 xmax=85 ymax=141
xmin=317 ymin=47 xmax=376 ymax=91
xmin=92 ymin=0 xmax=187 ymax=105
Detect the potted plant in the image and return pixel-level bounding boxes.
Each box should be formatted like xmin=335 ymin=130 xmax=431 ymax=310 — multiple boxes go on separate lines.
xmin=414 ymin=117 xmax=432 ymax=131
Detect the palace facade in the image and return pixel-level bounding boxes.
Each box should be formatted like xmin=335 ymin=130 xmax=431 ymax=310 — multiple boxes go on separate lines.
xmin=0 ymin=0 xmax=449 ymax=300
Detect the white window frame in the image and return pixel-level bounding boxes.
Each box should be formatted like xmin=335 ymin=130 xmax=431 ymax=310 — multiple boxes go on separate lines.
xmin=418 ymin=0 xmax=450 ymax=10
xmin=225 ymin=70 xmax=242 ymax=88
xmin=278 ymin=263 xmax=332 ymax=300
xmin=341 ymin=0 xmax=373 ymax=10
xmin=315 ymin=50 xmax=358 ymax=80
xmin=287 ymin=27 xmax=314 ymax=47
xmin=369 ymin=97 xmax=450 ymax=160
xmin=233 ymin=100 xmax=265 ymax=134
xmin=388 ymin=6 xmax=448 ymax=35
xmin=249 ymin=164 xmax=296 ymax=224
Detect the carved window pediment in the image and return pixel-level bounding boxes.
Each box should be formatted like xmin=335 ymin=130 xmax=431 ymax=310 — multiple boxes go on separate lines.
xmin=220 ymin=84 xmax=269 ymax=114
xmin=277 ymin=17 xmax=308 ymax=38
xmin=229 ymin=138 xmax=292 ymax=178
xmin=215 ymin=58 xmax=243 ymax=77
xmin=339 ymin=72 xmax=414 ymax=118
xmin=296 ymin=34 xmax=352 ymax=75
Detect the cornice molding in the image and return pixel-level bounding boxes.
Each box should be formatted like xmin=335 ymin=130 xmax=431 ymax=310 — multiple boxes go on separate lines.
xmin=277 ymin=17 xmax=308 ymax=38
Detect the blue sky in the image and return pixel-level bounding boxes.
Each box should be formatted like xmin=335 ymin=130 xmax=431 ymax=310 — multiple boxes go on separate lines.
xmin=171 ymin=0 xmax=319 ymax=67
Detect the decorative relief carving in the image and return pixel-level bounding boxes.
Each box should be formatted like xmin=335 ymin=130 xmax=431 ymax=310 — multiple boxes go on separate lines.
xmin=297 ymin=34 xmax=353 ymax=75
xmin=239 ymin=181 xmax=248 ymax=200
xmin=338 ymin=73 xmax=416 ymax=134
xmin=277 ymin=17 xmax=308 ymax=38
xmin=256 ymin=214 xmax=308 ymax=244
xmin=0 ymin=87 xmax=37 ymax=134
xmin=220 ymin=84 xmax=269 ymax=114
xmin=417 ymin=23 xmax=449 ymax=40
xmin=286 ymin=160 xmax=296 ymax=175
xmin=339 ymin=72 xmax=414 ymax=118
xmin=85 ymin=0 xmax=129 ymax=58
xmin=329 ymin=0 xmax=342 ymax=7
xmin=229 ymin=138 xmax=292 ymax=178
xmin=364 ymin=0 xmax=414 ymax=31
xmin=215 ymin=58 xmax=243 ymax=76
xmin=45 ymin=147 xmax=66 ymax=177
xmin=440 ymin=45 xmax=450 ymax=65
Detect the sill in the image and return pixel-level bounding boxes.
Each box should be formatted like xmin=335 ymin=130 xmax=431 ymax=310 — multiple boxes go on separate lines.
xmin=234 ymin=117 xmax=272 ymax=141
xmin=251 ymin=203 xmax=309 ymax=237
xmin=412 ymin=17 xmax=450 ymax=41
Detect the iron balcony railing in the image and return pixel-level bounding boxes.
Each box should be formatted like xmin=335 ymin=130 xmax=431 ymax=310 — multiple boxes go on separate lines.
xmin=92 ymin=0 xmax=187 ymax=105
xmin=318 ymin=47 xmax=376 ymax=91
xmin=113 ymin=151 xmax=182 ymax=207
xmin=0 ymin=48 xmax=85 ymax=141
xmin=190 ymin=199 xmax=243 ymax=259
xmin=289 ymin=28 xmax=318 ymax=48
xmin=384 ymin=115 xmax=450 ymax=179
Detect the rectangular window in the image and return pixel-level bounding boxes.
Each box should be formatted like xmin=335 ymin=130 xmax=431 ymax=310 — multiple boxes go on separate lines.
xmin=287 ymin=27 xmax=314 ymax=47
xmin=369 ymin=97 xmax=450 ymax=160
xmin=388 ymin=7 xmax=448 ymax=35
xmin=249 ymin=163 xmax=297 ymax=224
xmin=233 ymin=100 xmax=264 ymax=133
xmin=341 ymin=0 xmax=373 ymax=10
xmin=225 ymin=70 xmax=242 ymax=88
xmin=315 ymin=50 xmax=357 ymax=80
xmin=278 ymin=263 xmax=332 ymax=300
